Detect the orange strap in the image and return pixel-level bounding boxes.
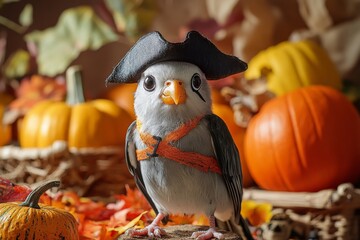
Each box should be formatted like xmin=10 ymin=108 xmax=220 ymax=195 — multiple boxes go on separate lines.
xmin=136 ymin=116 xmax=221 ymax=174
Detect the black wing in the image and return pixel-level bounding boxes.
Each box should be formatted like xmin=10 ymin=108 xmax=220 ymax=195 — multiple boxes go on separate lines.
xmin=125 ymin=121 xmax=160 ymax=215
xmin=205 ymin=114 xmax=243 ymax=222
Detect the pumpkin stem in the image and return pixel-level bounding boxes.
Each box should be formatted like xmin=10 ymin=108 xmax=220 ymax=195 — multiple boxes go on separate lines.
xmin=66 ymin=65 xmax=85 ymax=105
xmin=20 ymin=180 xmax=60 ymax=209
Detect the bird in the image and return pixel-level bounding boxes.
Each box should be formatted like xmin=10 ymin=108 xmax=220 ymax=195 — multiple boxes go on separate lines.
xmin=106 ymin=31 xmax=253 ymax=240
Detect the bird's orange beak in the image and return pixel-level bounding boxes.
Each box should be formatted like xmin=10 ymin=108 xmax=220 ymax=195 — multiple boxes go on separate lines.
xmin=161 ymin=80 xmax=187 ymax=105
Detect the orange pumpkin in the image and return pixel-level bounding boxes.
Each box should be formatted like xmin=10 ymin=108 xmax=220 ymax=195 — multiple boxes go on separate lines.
xmin=19 ymin=67 xmax=133 ymax=148
xmin=212 ymin=103 xmax=254 ymax=187
xmin=0 ymin=180 xmax=79 ymax=239
xmin=101 ymin=83 xmax=138 ymax=119
xmin=244 ymin=86 xmax=360 ymax=192
xmin=211 ymin=88 xmax=228 ymax=105
xmin=0 ymin=105 xmax=11 ymax=146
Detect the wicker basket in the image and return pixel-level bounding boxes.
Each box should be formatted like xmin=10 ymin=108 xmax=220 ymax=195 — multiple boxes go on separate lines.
xmin=0 ymin=141 xmax=135 ymax=197
xmin=243 ymin=184 xmax=360 ymax=239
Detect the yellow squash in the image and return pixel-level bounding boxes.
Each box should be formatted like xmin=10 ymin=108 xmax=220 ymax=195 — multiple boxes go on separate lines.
xmin=19 ymin=66 xmax=133 ymax=148
xmin=244 ymin=40 xmax=342 ymax=96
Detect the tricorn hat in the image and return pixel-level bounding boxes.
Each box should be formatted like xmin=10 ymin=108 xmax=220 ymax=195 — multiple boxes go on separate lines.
xmin=106 ymin=31 xmax=247 ymax=84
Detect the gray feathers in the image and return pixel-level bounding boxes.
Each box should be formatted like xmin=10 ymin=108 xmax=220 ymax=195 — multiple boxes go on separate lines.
xmin=124 ymin=61 xmax=252 ymax=239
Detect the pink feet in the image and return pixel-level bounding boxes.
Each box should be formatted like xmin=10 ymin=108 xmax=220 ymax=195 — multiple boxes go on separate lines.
xmin=126 ymin=224 xmax=166 ymax=238
xmin=126 ymin=212 xmax=167 ymax=238
xmin=126 ymin=213 xmax=224 ymax=239
xmin=191 ymin=227 xmax=224 ymax=240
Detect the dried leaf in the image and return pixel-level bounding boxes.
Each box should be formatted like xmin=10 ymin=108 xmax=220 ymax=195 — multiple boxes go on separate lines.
xmin=1 ymin=179 xmax=213 ymax=239
xmin=0 ymin=177 xmax=52 ymax=204
xmin=166 ymin=214 xmax=195 ymax=226
xmin=19 ymin=4 xmax=33 ymax=27
xmin=0 ymin=177 xmax=31 ymax=203
xmin=3 ymin=49 xmax=30 ymax=78
xmin=115 ymin=184 xmax=151 ymax=211
xmin=153 ymin=0 xmax=208 ymax=40
xmin=206 ymin=0 xmax=239 ymax=25
xmin=105 ymin=0 xmax=157 ymax=40
xmin=241 ymin=200 xmax=272 ymax=226
xmin=9 ymin=75 xmax=66 ymax=113
xmin=25 ymin=6 xmax=118 ymax=76
xmin=108 ymin=211 xmax=148 ymax=236
xmin=191 ymin=214 xmax=210 ymax=226
xmin=80 ymin=220 xmax=108 ymax=240
xmin=109 ymin=208 xmax=130 ymax=227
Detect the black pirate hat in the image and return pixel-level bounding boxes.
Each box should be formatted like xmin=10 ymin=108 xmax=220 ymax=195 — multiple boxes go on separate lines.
xmin=106 ymin=31 xmax=247 ymax=84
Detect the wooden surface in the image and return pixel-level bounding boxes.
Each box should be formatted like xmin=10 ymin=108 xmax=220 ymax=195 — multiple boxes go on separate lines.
xmin=118 ymin=224 xmax=241 ymax=239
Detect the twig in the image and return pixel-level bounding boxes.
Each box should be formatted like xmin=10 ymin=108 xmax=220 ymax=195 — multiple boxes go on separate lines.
xmin=0 ymin=15 xmax=25 ymax=34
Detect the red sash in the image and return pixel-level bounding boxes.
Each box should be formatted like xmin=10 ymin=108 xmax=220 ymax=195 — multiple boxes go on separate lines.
xmin=136 ymin=116 xmax=221 ymax=174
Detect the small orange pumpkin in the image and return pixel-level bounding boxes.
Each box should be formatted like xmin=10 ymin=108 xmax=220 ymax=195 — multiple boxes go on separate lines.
xmin=211 ymin=88 xmax=228 ymax=105
xmin=244 ymin=86 xmax=360 ymax=191
xmin=19 ymin=66 xmax=133 ymax=148
xmin=101 ymin=83 xmax=138 ymax=120
xmin=0 ymin=180 xmax=79 ymax=239
xmin=0 ymin=104 xmax=11 ymax=146
xmin=212 ymin=103 xmax=254 ymax=187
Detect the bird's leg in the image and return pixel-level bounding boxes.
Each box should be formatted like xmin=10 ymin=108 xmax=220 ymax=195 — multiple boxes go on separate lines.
xmin=191 ymin=215 xmax=224 ymax=240
xmin=126 ymin=212 xmax=167 ymax=238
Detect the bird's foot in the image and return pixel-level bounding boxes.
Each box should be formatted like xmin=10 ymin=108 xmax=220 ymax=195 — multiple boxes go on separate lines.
xmin=126 ymin=224 xmax=166 ymax=238
xmin=191 ymin=228 xmax=224 ymax=240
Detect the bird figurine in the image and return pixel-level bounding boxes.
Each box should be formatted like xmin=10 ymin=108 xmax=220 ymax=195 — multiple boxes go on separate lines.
xmin=106 ymin=31 xmax=253 ymax=240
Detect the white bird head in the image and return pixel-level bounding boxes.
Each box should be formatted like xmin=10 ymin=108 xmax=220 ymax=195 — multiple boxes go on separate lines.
xmin=134 ymin=61 xmax=212 ymax=129
xmin=106 ymin=31 xmax=247 ymax=131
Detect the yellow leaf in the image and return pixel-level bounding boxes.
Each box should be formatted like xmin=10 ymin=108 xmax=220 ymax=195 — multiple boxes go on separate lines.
xmin=19 ymin=4 xmax=33 ymax=27
xmin=108 ymin=211 xmax=148 ymax=237
xmin=241 ymin=200 xmax=272 ymax=226
xmin=192 ymin=214 xmax=210 ymax=226
xmin=3 ymin=49 xmax=30 ymax=78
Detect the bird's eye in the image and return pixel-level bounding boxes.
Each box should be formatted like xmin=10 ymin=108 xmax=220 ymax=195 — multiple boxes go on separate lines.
xmin=191 ymin=73 xmax=202 ymax=91
xmin=143 ymin=75 xmax=156 ymax=91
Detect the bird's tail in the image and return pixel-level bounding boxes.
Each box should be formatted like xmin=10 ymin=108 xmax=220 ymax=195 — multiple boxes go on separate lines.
xmin=216 ymin=215 xmax=254 ymax=240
